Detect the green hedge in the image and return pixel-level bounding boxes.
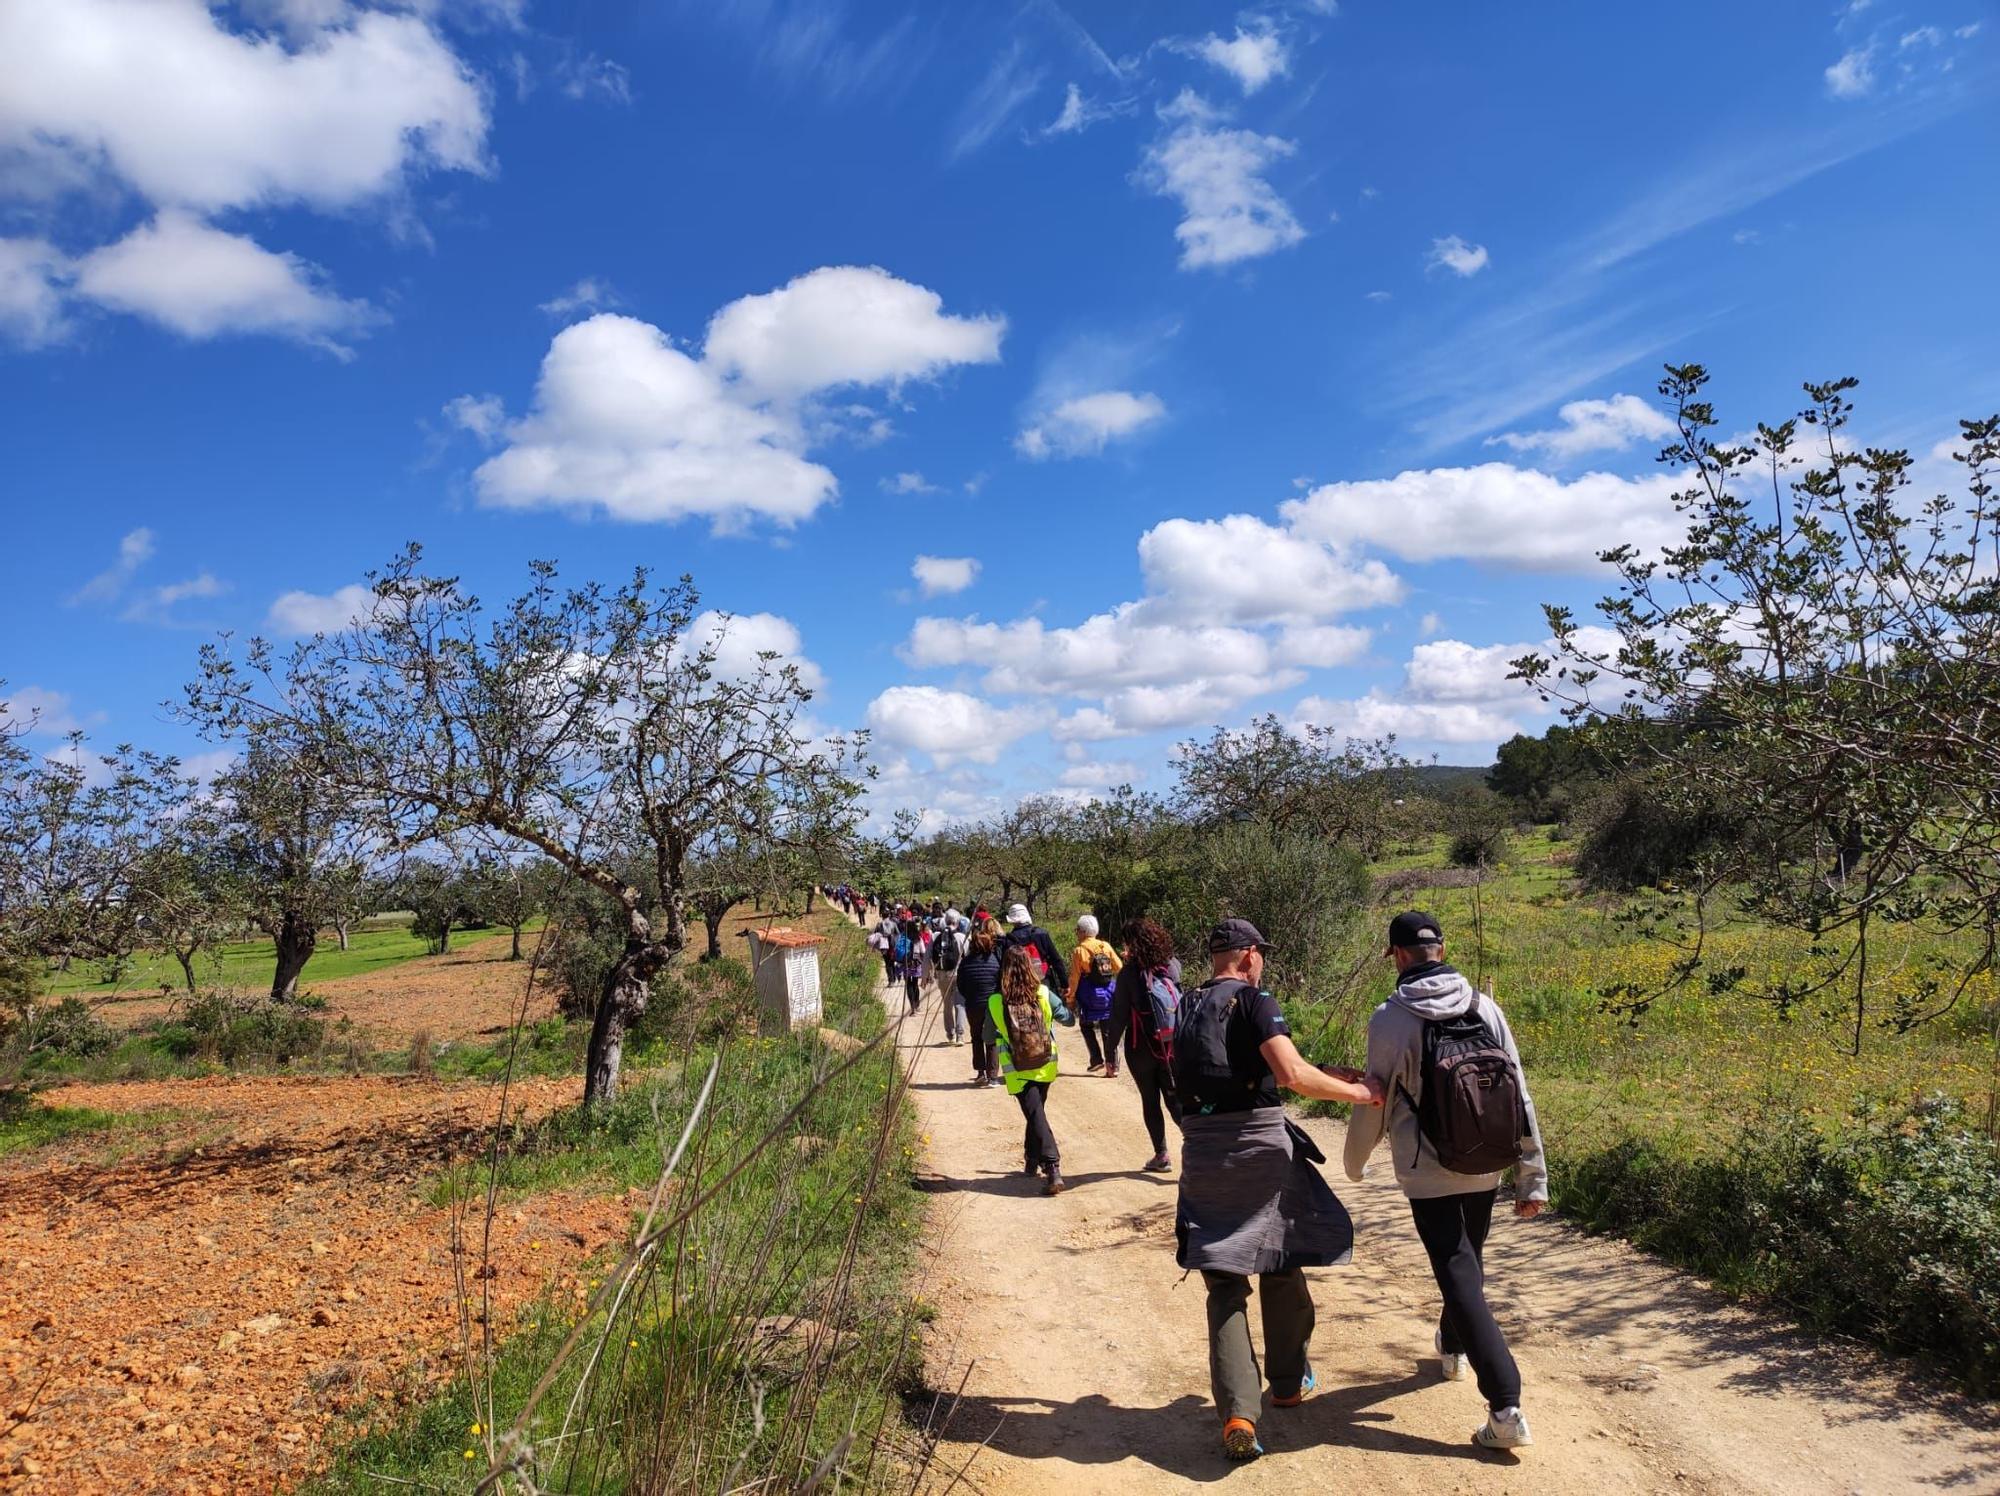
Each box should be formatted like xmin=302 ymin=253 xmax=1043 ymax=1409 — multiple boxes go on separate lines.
xmin=1555 ymin=1096 xmax=2000 ymax=1394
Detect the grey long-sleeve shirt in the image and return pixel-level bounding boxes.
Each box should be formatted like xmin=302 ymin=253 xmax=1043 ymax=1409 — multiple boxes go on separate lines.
xmin=1342 ymin=963 xmax=1548 ymax=1202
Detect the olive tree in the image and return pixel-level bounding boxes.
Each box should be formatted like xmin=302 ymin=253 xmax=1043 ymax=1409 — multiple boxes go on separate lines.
xmin=1176 ymin=715 xmax=1415 ymax=855
xmin=179 ymin=548 xmax=867 ymax=1108
xmin=1518 ymin=366 xmax=2000 ymax=1051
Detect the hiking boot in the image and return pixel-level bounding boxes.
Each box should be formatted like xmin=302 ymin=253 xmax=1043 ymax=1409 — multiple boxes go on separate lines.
xmin=1435 ymin=1329 xmax=1469 ymax=1382
xmin=1086 ymin=1061 xmax=1105 ymax=1074
xmin=1143 ymin=1150 xmax=1172 ymax=1172
xmin=1473 ymin=1406 xmax=1532 ymax=1450
xmin=1220 ymin=1418 xmax=1263 ymax=1460
xmin=1103 ymin=1064 xmax=1119 ymax=1078
xmin=1023 ymin=1157 xmax=1040 ymax=1175
xmin=1270 ymin=1364 xmax=1316 ymax=1408
xmin=1044 ymin=1167 xmax=1066 ymax=1196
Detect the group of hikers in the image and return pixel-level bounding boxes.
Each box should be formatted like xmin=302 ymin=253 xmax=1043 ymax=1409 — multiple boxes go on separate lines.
xmin=826 ymin=883 xmax=1547 ymax=1462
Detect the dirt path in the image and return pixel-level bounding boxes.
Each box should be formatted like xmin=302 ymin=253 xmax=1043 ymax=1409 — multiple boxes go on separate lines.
xmin=888 ymin=982 xmax=2000 ymax=1494
xmin=0 ymin=1074 xmax=628 ymax=1492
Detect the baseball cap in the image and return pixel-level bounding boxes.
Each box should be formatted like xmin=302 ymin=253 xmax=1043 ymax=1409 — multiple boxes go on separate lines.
xmin=1387 ymin=910 xmax=1444 ymax=948
xmin=1006 ymin=903 xmax=1031 ymax=925
xmin=1207 ymin=917 xmax=1273 ymax=954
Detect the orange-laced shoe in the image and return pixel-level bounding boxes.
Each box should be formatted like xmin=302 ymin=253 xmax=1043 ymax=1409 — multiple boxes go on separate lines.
xmin=1271 ymin=1364 xmax=1316 ymax=1408
xmin=1221 ymin=1417 xmax=1263 ymax=1460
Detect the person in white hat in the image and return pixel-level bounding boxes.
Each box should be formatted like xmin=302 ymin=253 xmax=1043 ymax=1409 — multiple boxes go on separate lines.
xmin=1001 ymin=903 xmax=1068 ymax=998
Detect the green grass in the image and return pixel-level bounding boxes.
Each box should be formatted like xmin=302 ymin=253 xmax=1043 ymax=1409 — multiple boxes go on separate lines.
xmin=309 ymin=913 xmax=926 ymax=1493
xmin=0 ymin=1092 xmax=187 ymax=1157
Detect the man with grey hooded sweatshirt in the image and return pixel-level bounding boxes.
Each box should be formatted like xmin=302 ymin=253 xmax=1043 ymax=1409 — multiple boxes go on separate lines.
xmin=1343 ymin=910 xmax=1548 ymax=1451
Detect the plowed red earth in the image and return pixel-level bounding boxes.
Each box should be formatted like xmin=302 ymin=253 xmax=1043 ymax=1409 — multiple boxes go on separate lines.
xmin=0 ymin=1074 xmax=631 ymax=1493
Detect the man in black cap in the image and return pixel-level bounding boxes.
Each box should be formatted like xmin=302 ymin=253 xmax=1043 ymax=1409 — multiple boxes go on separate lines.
xmin=1344 ymin=910 xmax=1547 ymax=1451
xmin=1172 ymin=916 xmax=1383 ymax=1462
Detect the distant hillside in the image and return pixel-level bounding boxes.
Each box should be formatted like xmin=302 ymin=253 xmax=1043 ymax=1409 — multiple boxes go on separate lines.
xmin=1397 ymin=763 xmax=1492 ymax=795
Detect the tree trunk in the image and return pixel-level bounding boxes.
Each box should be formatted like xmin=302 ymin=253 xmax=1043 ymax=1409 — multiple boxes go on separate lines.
xmin=175 ymin=944 xmax=198 ymax=995
xmin=702 ymin=910 xmax=724 ymax=961
xmin=803 ymin=884 xmax=816 ymax=914
xmin=439 ymin=920 xmax=452 ymax=954
xmin=509 ymin=921 xmax=523 ymax=961
xmin=334 ymin=919 xmax=351 ymax=953
xmin=271 ymin=910 xmax=317 ymax=1002
xmin=583 ymin=930 xmax=673 ymax=1112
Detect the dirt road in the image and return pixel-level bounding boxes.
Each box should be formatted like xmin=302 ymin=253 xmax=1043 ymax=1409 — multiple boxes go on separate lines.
xmin=889 ymin=982 xmax=2000 ymax=1494
xmin=0 ymin=1075 xmax=626 ymax=1492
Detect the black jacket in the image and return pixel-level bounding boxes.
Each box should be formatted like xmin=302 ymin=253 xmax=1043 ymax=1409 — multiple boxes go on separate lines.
xmin=1002 ymin=924 xmax=1069 ymax=996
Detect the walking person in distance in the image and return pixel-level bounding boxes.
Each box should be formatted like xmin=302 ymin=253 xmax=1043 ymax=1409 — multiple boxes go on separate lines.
xmin=1066 ymin=914 xmax=1123 ymax=1075
xmin=955 ymin=919 xmax=1004 ymax=1087
xmin=1343 ymin=911 xmax=1548 ymax=1451
xmin=1110 ymin=916 xmax=1182 ymax=1171
xmin=1174 ymin=918 xmax=1382 ymax=1461
xmin=990 ymin=945 xmax=1070 ymax=1195
xmin=931 ymin=910 xmax=969 ymax=1045
xmin=1001 ymin=903 xmax=1069 ymax=998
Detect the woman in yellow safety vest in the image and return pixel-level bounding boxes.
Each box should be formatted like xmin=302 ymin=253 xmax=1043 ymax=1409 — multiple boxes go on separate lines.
xmin=990 ymin=945 xmax=1067 ymax=1195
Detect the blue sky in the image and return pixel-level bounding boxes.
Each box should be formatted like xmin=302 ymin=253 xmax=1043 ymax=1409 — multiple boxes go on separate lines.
xmin=3 ymin=0 xmax=1996 ymax=829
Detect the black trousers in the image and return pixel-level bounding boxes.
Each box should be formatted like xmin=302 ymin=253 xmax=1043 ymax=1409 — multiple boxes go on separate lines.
xmin=1015 ymin=1079 xmax=1059 ymax=1170
xmin=1409 ymin=1190 xmax=1520 ymax=1412
xmin=1077 ymin=1015 xmax=1117 ymax=1068
xmin=1122 ymin=1037 xmax=1182 ymax=1155
xmin=963 ymin=993 xmax=995 ymax=1076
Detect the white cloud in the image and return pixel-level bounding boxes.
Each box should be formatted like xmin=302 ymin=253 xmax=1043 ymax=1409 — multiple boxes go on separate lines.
xmin=1192 ymin=24 xmax=1290 ymax=94
xmin=1137 ymin=513 xmax=1402 ymax=620
xmin=71 ymin=211 xmax=377 ymax=353
xmin=1418 ymin=612 xmax=1444 ymax=639
xmin=1015 ymin=390 xmax=1167 ymax=459
xmin=912 ymin=556 xmax=980 ymax=597
xmin=703 ymin=264 xmax=1005 ymax=400
xmin=1139 ymin=94 xmax=1305 ymax=270
xmin=145 ymin=572 xmax=225 ymax=609
xmin=0 ymin=685 xmax=92 ymax=737
xmin=1364 ymin=289 xmax=1392 ymax=302
xmin=1038 ymin=81 xmax=1130 ymax=138
xmin=1293 ymin=692 xmax=1523 ymax=746
xmin=949 ymin=41 xmax=1046 ymax=160
xmin=1900 ymin=26 xmax=1943 ymax=48
xmin=1282 ymin=463 xmax=1682 ymax=572
xmin=0 ymin=237 xmax=71 ymax=347
xmin=267 ymin=582 xmax=377 ymax=635
xmin=539 ymin=277 xmax=619 ymax=319
xmin=473 ymin=269 xmax=1000 ymax=531
xmin=675 ymin=609 xmax=824 ymax=692
xmin=865 ymin=686 xmax=1048 ymax=767
xmin=0 ymin=0 xmax=488 ymax=214
xmin=69 ymin=527 xmax=156 ymax=606
xmin=882 ymin=471 xmax=942 ymax=495
xmin=443 ymin=393 xmax=507 ymax=442
xmin=1276 ymin=622 xmax=1373 ymax=668
xmin=1426 ymin=234 xmax=1490 ymax=276
xmin=474 ymin=314 xmax=834 ymax=530
xmin=1824 ymin=47 xmax=1876 ymax=97
xmin=1487 ymin=393 xmax=1676 ymax=460
xmin=1059 ymin=756 xmax=1143 ymax=788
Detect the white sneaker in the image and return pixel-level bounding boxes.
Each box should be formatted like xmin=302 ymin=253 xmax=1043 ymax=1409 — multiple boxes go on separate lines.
xmin=1473 ymin=1405 xmax=1532 ymax=1450
xmin=1433 ymin=1330 xmax=1469 ymax=1382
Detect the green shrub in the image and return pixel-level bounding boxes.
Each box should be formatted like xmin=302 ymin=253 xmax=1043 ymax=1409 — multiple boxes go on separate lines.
xmin=27 ymin=997 xmax=117 ymax=1058
xmin=1556 ymin=1095 xmax=2000 ymax=1393
xmin=176 ymin=990 xmax=328 ymax=1065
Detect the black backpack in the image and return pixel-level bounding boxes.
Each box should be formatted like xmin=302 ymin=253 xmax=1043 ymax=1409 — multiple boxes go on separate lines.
xmin=1407 ymin=1006 xmax=1527 ymax=1173
xmin=1170 ymin=978 xmax=1255 ymax=1109
xmin=934 ymin=929 xmax=962 ymax=971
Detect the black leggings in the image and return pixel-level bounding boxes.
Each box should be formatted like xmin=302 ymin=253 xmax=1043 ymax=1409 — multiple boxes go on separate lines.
xmin=1077 ymin=1015 xmax=1117 ymax=1068
xmin=962 ymin=991 xmax=996 ymax=1076
xmin=1409 ymin=1190 xmax=1520 ymax=1411
xmin=1122 ymin=1037 xmax=1181 ymax=1155
xmin=1015 ymin=1079 xmax=1059 ymax=1170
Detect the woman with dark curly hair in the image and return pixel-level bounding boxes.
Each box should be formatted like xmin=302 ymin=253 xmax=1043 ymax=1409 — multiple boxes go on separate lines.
xmin=1110 ymin=916 xmax=1185 ymax=1171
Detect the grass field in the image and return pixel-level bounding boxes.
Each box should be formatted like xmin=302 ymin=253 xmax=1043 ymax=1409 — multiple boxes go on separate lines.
xmin=38 ymin=917 xmax=540 ymax=998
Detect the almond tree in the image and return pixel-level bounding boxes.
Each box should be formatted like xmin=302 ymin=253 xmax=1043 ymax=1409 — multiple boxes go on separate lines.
xmin=179 ymin=547 xmax=867 ymax=1108
xmin=1518 ymin=366 xmax=2000 ymax=1054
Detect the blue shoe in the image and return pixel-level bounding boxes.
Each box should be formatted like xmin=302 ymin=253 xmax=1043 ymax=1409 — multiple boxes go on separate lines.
xmin=1221 ymin=1417 xmax=1263 ymax=1460
xmin=1271 ymin=1364 xmax=1316 ymax=1408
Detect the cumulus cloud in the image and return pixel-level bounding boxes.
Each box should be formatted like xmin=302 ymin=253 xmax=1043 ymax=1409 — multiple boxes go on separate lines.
xmin=1426 ymin=234 xmax=1490 ymax=276
xmin=468 ymin=266 xmax=1001 ymax=531
xmin=1139 ymin=93 xmax=1305 ymax=270
xmin=1137 ymin=513 xmax=1402 ymax=620
xmin=267 ymin=582 xmax=378 ymax=635
xmin=443 ymin=392 xmax=506 ymax=442
xmin=1293 ymin=692 xmax=1523 ymax=745
xmin=865 ymin=686 xmax=1048 ymax=767
xmin=0 ymin=0 xmax=488 ymax=348
xmin=1487 ymin=393 xmax=1676 ymax=460
xmin=1191 ymin=23 xmax=1290 ymax=94
xmin=912 ymin=556 xmax=980 ymax=597
xmin=1016 ymin=390 xmax=1166 ymax=459
xmin=1282 ymin=463 xmax=1682 ymax=572
xmin=0 ymin=684 xmax=93 ymax=737
xmin=704 ymin=264 xmax=1004 ymax=400
xmin=72 ymin=211 xmax=377 ymax=354
xmin=674 ymin=609 xmax=824 ymax=692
